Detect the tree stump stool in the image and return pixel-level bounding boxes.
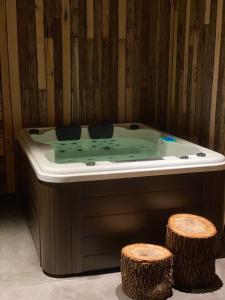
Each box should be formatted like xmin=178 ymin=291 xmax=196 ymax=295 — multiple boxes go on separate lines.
xmin=166 ymin=214 xmax=217 ymax=289
xmin=121 ymin=243 xmax=173 ymax=300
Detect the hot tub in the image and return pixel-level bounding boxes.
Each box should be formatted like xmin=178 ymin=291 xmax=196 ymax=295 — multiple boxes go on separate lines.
xmin=17 ymin=123 xmax=225 ymax=276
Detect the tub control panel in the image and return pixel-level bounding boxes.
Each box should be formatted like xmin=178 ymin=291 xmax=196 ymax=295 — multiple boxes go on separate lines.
xmin=160 ymin=136 xmax=176 ymax=142
xmin=158 ymin=136 xmax=207 ymax=159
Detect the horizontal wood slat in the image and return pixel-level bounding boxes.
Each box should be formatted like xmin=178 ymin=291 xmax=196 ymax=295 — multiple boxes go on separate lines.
xmin=82 ymin=206 xmax=201 ymax=256
xmin=82 ymin=188 xmax=202 ymax=218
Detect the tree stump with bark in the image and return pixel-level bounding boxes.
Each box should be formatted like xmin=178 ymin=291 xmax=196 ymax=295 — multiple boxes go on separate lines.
xmin=166 ymin=213 xmax=217 ymax=289
xmin=121 ymin=243 xmax=173 ymax=300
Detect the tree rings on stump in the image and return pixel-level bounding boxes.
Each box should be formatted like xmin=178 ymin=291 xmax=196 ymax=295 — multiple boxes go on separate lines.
xmin=121 ymin=243 xmax=173 ymax=300
xmin=166 ymin=214 xmax=217 ymax=289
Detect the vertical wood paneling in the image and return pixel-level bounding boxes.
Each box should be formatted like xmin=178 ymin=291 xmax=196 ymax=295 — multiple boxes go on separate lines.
xmin=175 ymin=1 xmax=186 ymax=133
xmin=45 ymin=38 xmax=55 ymax=126
xmin=71 ymin=0 xmax=80 ymax=123
xmin=199 ymin=0 xmax=217 ymax=146
xmin=70 ymin=0 xmax=79 ymax=38
xmin=53 ymin=0 xmax=63 ymax=126
xmin=62 ymin=0 xmax=71 ymax=125
xmin=170 ymin=8 xmax=178 ymax=131
xmin=157 ymin=0 xmax=170 ymax=130
xmin=27 ymin=0 xmax=39 ymax=126
xmin=78 ymin=0 xmax=87 ymax=124
xmin=86 ymin=0 xmax=94 ymax=122
xmin=35 ymin=0 xmax=47 ymax=126
xmin=1 ymin=0 xmax=225 ymax=192
xmin=17 ymin=0 xmax=29 ymax=128
xmin=87 ymin=0 xmax=94 ymax=39
xmin=35 ymin=0 xmax=46 ymax=90
xmin=118 ymin=0 xmax=126 ymax=39
xmin=215 ymin=0 xmax=225 ymax=153
xmin=38 ymin=90 xmax=47 ymax=126
xmin=181 ymin=0 xmax=191 ymax=133
xmin=193 ymin=0 xmax=205 ymax=142
xmin=86 ymin=39 xmax=94 ymax=122
xmin=189 ymin=29 xmax=199 ymax=137
xmin=167 ymin=0 xmax=175 ymax=130
xmin=118 ymin=39 xmax=126 ymax=122
xmin=209 ymin=0 xmax=224 ymax=148
xmin=0 ymin=19 xmax=6 ymax=192
xmin=93 ymin=0 xmax=102 ymax=122
xmin=126 ymin=0 xmax=134 ymax=122
xmin=118 ymin=0 xmax=126 ymax=122
xmin=140 ymin=0 xmax=150 ymax=123
xmin=109 ymin=0 xmax=118 ymax=122
xmin=71 ymin=37 xmax=80 ymax=123
xmin=153 ymin=0 xmax=160 ymax=126
xmin=205 ymin=0 xmax=211 ymax=24
xmin=0 ymin=23 xmax=6 ymax=195
xmin=102 ymin=0 xmax=110 ymax=121
xmin=102 ymin=0 xmax=109 ymax=39
xmin=0 ymin=0 xmax=15 ymax=192
xmin=132 ymin=0 xmax=141 ymax=122
xmin=6 ymin=0 xmax=22 ymax=136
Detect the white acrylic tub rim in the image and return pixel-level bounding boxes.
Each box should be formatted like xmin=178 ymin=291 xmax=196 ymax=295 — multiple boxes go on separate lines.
xmin=17 ymin=123 xmax=225 ymax=183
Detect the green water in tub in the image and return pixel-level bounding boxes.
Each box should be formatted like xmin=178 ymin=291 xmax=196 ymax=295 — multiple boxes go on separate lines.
xmin=46 ymin=138 xmax=161 ymax=164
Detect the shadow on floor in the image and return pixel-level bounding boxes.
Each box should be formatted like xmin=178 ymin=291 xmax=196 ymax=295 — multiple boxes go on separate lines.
xmin=115 ymin=284 xmax=174 ymax=300
xmin=115 ymin=275 xmax=223 ymax=299
xmin=174 ymin=274 xmax=223 ymax=294
xmin=43 ymin=267 xmax=120 ymax=278
xmin=115 ymin=284 xmax=131 ymax=300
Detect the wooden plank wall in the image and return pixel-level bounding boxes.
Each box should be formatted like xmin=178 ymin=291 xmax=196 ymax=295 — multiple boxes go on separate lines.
xmin=167 ymin=0 xmax=225 ymax=151
xmin=0 ymin=0 xmax=225 ymax=193
xmin=0 ymin=52 xmax=6 ymax=192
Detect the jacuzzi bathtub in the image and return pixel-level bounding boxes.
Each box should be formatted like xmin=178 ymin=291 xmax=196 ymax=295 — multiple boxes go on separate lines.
xmin=17 ymin=123 xmax=225 ymax=183
xmin=17 ymin=124 xmax=225 ymax=276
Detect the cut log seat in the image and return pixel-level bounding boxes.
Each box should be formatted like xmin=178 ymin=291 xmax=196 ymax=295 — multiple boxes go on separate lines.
xmin=166 ymin=213 xmax=217 ymax=289
xmin=121 ymin=243 xmax=173 ymax=300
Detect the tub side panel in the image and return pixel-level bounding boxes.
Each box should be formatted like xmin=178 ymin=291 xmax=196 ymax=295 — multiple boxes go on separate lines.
xmin=79 ymin=173 xmax=224 ymax=272
xmin=39 ymin=182 xmax=82 ymax=275
xmin=17 ymin=141 xmax=225 ymax=275
xmin=17 ymin=142 xmax=83 ymax=276
xmin=201 ymin=171 xmax=225 ymax=250
xmin=17 ymin=143 xmax=41 ymax=258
